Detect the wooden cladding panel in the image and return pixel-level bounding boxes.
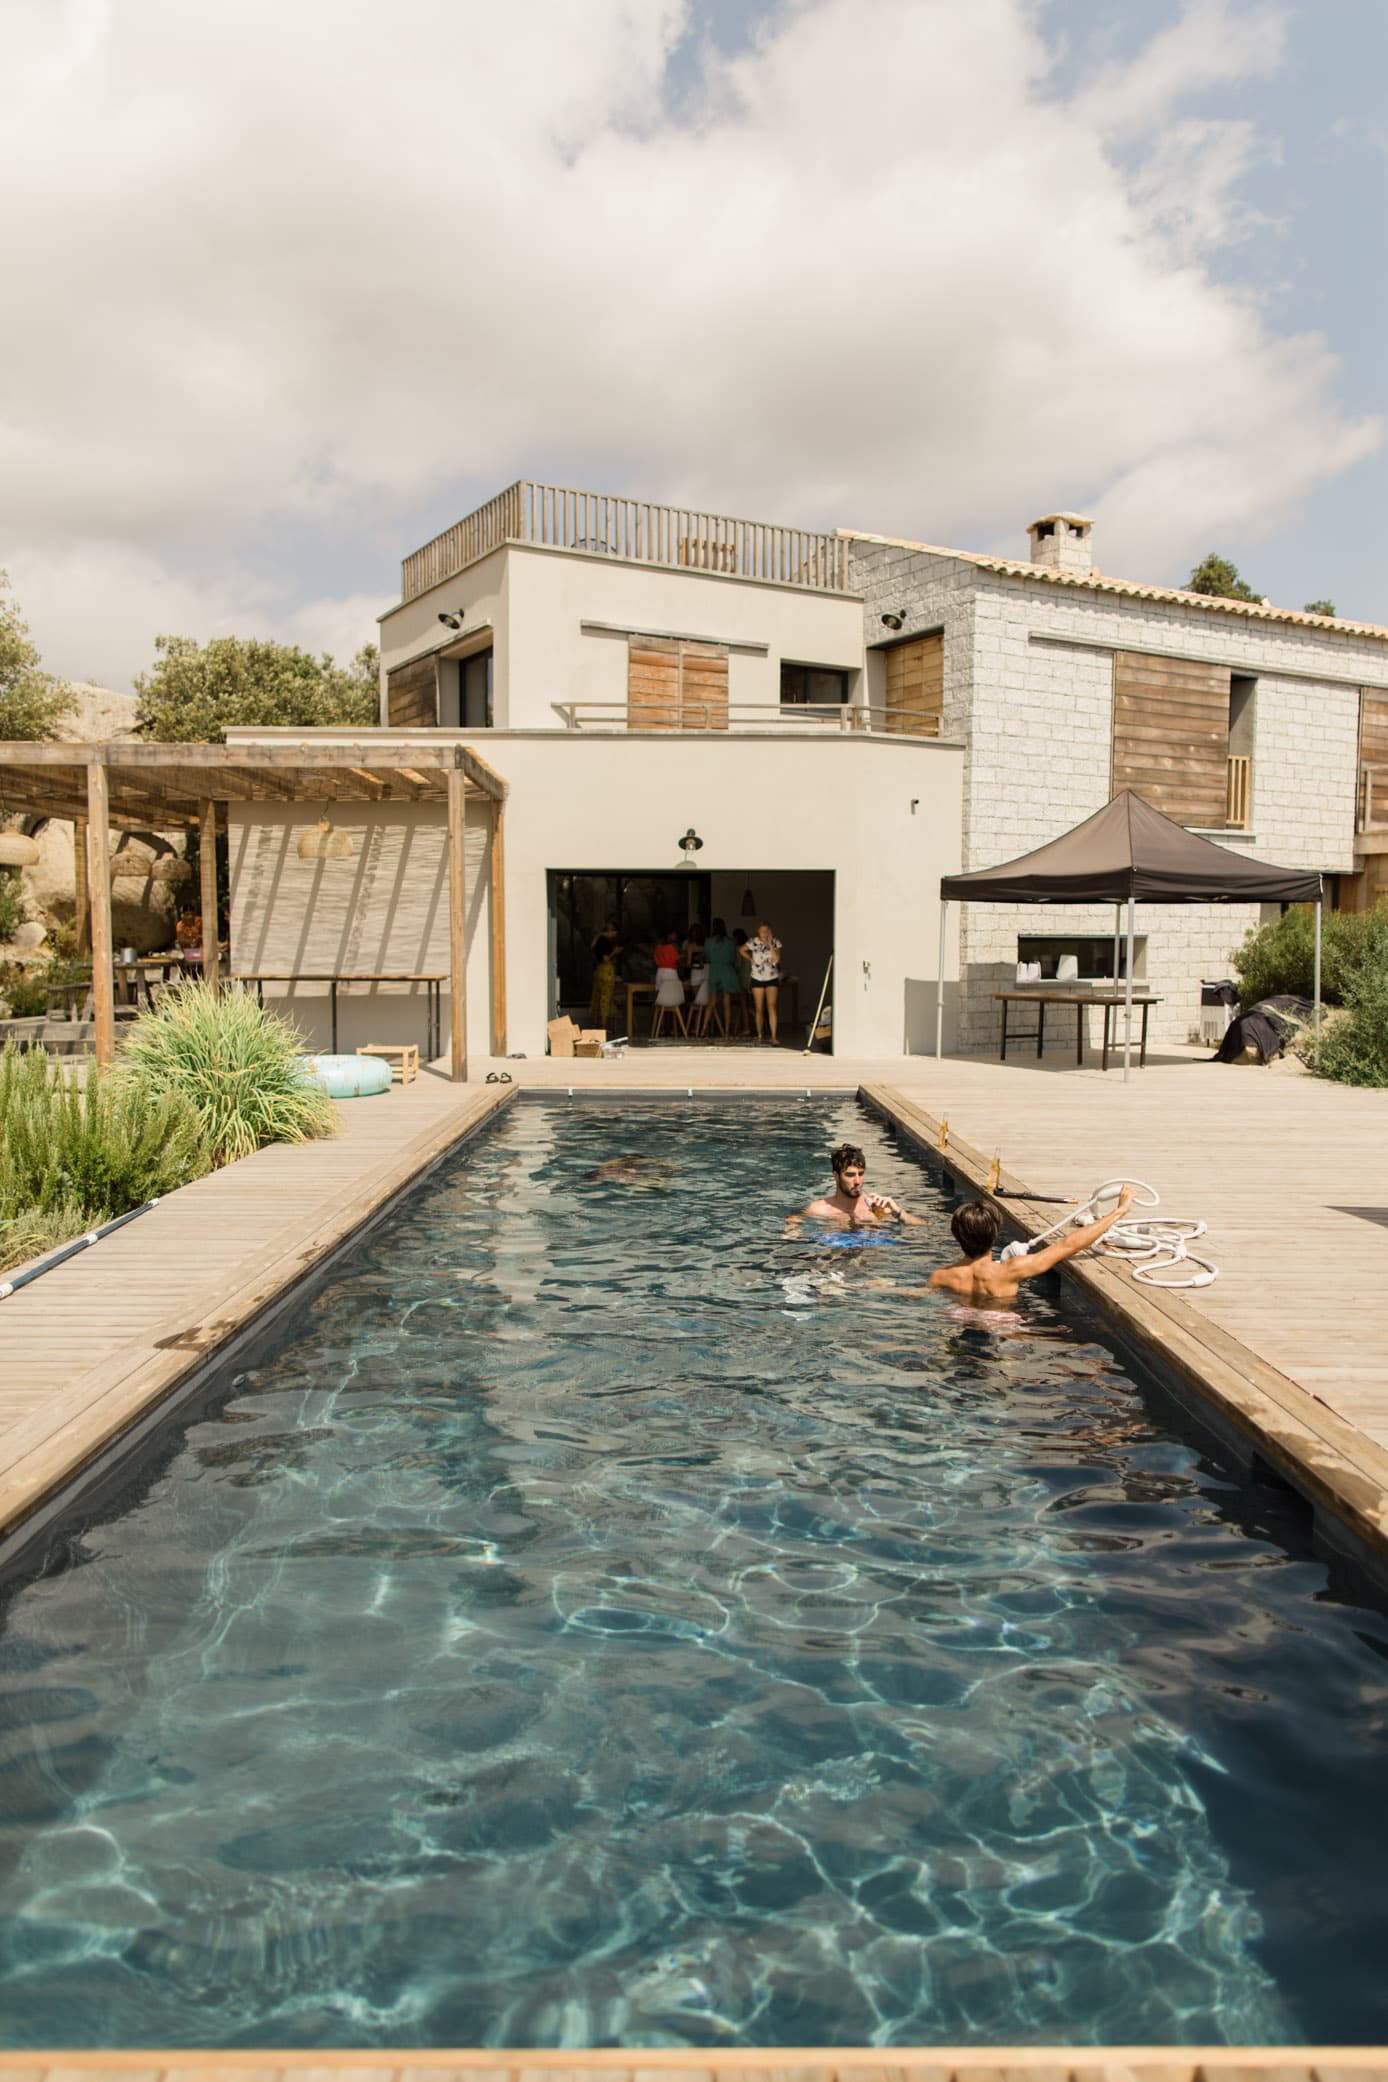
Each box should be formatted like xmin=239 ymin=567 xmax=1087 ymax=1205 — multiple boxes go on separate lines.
xmin=1360 ymin=689 xmax=1388 ymax=768
xmin=386 ymin=656 xmax=437 ymax=729
xmin=884 ymin=633 xmax=944 ymax=734
xmin=1111 ymin=650 xmax=1230 ymax=826
xmin=626 ymin=636 xmax=729 ymax=730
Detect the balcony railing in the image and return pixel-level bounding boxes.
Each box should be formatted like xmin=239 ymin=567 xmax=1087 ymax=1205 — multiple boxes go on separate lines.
xmin=550 ymin=700 xmax=940 ymax=737
xmin=402 ymin=480 xmax=849 ymax=602
xmin=1226 ymin=753 xmax=1251 ymax=828
xmin=1359 ymin=760 xmax=1388 ymax=832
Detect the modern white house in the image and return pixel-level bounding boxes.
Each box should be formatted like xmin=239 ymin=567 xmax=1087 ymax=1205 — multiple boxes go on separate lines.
xmin=220 ymin=479 xmax=1388 ymax=1064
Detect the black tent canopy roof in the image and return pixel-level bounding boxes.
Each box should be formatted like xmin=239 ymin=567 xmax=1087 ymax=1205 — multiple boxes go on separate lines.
xmin=938 ymin=791 xmax=1322 ymax=906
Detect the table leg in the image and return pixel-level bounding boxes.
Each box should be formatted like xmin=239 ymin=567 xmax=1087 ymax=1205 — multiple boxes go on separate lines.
xmin=1140 ymin=1002 xmax=1151 ymax=1067
xmin=1075 ymin=1001 xmax=1083 ymax=1066
xmin=1101 ymin=1003 xmax=1111 ymax=1072
xmin=999 ymin=998 xmax=1009 ymax=1061
xmin=330 ymin=980 xmax=338 ymax=1055
xmin=1036 ymin=1000 xmax=1045 ymax=1059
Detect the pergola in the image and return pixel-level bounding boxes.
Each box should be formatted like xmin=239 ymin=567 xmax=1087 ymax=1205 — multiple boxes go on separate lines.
xmin=0 ymin=738 xmax=508 ymax=1080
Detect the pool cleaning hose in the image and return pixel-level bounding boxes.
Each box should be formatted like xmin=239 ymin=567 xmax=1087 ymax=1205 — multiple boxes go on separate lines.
xmin=999 ymin=1177 xmax=1218 ymax=1289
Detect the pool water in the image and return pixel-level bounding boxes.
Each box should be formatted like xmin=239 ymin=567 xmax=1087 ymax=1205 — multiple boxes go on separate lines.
xmin=1 ymin=1098 xmax=1386 ymax=2049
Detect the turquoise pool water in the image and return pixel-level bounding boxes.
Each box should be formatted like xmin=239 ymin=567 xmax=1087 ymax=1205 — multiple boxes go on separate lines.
xmin=1 ymin=1098 xmax=1386 ymax=2049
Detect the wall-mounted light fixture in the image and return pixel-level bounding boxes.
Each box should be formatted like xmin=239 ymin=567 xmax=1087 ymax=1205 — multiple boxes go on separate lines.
xmin=678 ymin=828 xmax=704 ymax=861
xmin=297 ymin=817 xmax=354 ymax=861
xmin=880 ymin=609 xmax=906 ymax=632
xmin=437 ymin=608 xmax=466 ymax=631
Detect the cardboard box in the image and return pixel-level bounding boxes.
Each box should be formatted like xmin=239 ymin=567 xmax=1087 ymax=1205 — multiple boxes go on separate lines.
xmin=547 ymin=1015 xmax=577 ymax=1058
xmin=573 ymin=1038 xmax=604 ymax=1059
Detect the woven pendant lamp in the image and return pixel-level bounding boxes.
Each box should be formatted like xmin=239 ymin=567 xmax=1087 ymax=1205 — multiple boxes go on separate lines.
xmin=297 ymin=817 xmax=353 ymax=861
xmin=0 ymin=824 xmax=40 ymax=868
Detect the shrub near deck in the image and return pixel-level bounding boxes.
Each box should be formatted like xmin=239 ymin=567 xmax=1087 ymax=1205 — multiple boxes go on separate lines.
xmin=120 ymin=980 xmax=337 ymax=1165
xmin=0 ymin=1041 xmax=208 ymax=1272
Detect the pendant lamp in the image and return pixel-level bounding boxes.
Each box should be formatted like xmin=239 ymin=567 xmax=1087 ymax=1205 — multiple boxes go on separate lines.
xmin=0 ymin=824 xmax=40 ymax=868
xmin=297 ymin=818 xmax=353 ymax=861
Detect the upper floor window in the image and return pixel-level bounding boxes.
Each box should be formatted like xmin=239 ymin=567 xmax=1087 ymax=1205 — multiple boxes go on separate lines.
xmin=780 ymin=662 xmax=849 ymax=707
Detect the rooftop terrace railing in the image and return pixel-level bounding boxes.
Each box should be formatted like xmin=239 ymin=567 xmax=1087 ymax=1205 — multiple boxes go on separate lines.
xmin=401 ymin=480 xmax=849 ymax=602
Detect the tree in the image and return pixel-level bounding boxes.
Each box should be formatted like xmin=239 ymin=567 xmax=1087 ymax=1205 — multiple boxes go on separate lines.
xmin=0 ymin=572 xmax=73 ymax=739
xmin=134 ymin=635 xmax=380 ymax=741
xmin=1185 ymin=553 xmax=1262 ymax=603
xmin=1303 ymin=598 xmax=1337 ymax=618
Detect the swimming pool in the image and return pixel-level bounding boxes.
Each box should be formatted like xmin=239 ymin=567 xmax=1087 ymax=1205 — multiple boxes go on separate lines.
xmin=0 ymin=1097 xmax=1385 ymax=2049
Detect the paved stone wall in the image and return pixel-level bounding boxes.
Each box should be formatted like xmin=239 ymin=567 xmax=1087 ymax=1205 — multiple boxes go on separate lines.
xmin=844 ymin=540 xmax=1379 ymax=1053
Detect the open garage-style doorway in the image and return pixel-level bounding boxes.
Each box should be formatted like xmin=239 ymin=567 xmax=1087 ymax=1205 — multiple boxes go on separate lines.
xmin=548 ymin=869 xmax=835 ymax=1047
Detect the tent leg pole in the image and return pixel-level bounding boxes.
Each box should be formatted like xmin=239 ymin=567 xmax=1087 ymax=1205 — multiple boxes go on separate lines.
xmin=1123 ymin=898 xmax=1135 ymax=1084
xmin=1112 ymin=904 xmax=1121 ymax=989
xmin=936 ymin=902 xmax=947 ymax=1059
xmin=1313 ymin=896 xmax=1322 ymax=1046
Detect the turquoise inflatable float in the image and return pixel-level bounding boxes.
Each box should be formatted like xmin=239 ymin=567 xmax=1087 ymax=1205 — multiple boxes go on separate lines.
xmin=297 ymin=1053 xmax=393 ymax=1098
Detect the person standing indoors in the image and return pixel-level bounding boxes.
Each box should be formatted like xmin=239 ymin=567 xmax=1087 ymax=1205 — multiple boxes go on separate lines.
xmin=588 ymin=918 xmax=622 ymax=1028
xmin=747 ymin=921 xmax=784 ymax=1043
xmin=703 ymin=916 xmax=742 ymax=1037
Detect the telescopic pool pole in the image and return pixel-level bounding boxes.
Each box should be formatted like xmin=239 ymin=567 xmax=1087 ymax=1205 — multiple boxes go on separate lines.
xmin=1313 ymin=891 xmax=1323 ymax=1045
xmin=803 ymin=955 xmax=833 ymax=1055
xmin=936 ymin=901 xmax=947 ymax=1059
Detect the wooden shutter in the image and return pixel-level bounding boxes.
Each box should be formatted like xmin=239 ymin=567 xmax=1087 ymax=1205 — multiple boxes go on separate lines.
xmin=1111 ymin=651 xmax=1230 ymax=826
xmin=1360 ymin=689 xmax=1388 ymax=827
xmin=626 ymin=637 xmax=729 ymax=730
xmin=385 ymin=656 xmax=437 ymax=728
xmin=884 ymin=633 xmax=943 ymax=734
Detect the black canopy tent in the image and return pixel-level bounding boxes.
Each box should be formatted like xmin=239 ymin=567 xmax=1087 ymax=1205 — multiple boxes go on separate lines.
xmin=936 ymin=791 xmax=1324 ymax=1077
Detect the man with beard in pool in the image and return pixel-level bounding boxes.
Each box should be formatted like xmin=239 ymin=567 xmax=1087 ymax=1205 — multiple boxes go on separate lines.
xmin=797 ymin=1142 xmax=923 ymax=1227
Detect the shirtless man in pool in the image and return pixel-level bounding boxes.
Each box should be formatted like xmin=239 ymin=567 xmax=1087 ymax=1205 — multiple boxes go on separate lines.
xmin=798 ymin=1142 xmax=923 ymax=1226
xmin=928 ymin=1186 xmax=1135 ymax=1301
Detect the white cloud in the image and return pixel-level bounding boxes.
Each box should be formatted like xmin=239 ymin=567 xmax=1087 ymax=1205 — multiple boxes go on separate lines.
xmin=0 ymin=0 xmax=1377 ymax=685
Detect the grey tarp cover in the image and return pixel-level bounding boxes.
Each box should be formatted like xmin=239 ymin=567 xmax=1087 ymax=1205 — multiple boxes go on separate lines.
xmin=938 ymin=790 xmax=1322 ymax=906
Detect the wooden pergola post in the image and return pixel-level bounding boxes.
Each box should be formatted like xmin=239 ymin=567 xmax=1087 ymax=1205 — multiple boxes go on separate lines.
xmin=85 ymin=757 xmax=114 ymax=1068
xmin=198 ymin=798 xmax=219 ymax=993
xmin=447 ymin=756 xmax=468 ymax=1081
xmin=489 ymin=798 xmax=506 ymax=1057
xmin=73 ymin=815 xmax=90 ymax=957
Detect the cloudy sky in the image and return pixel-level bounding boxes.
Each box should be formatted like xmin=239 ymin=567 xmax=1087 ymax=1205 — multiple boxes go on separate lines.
xmin=3 ymin=0 xmax=1385 ymax=691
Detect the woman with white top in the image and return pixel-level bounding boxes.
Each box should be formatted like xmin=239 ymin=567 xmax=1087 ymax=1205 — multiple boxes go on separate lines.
xmin=746 ymin=921 xmax=784 ymax=1044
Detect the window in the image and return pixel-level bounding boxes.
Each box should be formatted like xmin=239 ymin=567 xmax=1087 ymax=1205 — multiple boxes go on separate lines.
xmin=882 ymin=632 xmax=943 ymax=734
xmin=1111 ymin=651 xmax=1230 ymax=826
xmin=1017 ymin=933 xmax=1147 ymax=982
xmin=627 ymin=637 xmax=729 ymax=729
xmin=780 ymin=663 xmax=849 ymax=707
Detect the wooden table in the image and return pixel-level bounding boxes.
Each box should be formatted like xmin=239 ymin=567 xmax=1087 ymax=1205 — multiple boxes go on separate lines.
xmin=994 ymin=989 xmax=1162 ymax=1070
xmin=236 ymin=972 xmax=445 ymax=1057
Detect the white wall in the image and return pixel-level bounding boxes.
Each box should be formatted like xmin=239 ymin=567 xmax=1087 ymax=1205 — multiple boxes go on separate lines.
xmin=492 ymin=733 xmax=962 ymax=1057
xmin=226 ymin=798 xmax=493 ymax=1057
xmin=379 ymin=544 xmax=865 ymax=731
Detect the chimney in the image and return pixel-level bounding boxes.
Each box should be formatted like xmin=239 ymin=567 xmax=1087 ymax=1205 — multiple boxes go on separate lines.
xmin=1027 ymin=512 xmax=1095 ymax=576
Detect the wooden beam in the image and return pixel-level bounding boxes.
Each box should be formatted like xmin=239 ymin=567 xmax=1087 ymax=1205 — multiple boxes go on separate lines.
xmin=86 ymin=761 xmax=115 ymax=1068
xmin=489 ymin=797 xmax=506 ymax=1056
xmin=73 ymin=815 xmax=90 ymax=957
xmin=447 ymin=764 xmax=468 ymax=1081
xmin=198 ymin=799 xmax=219 ymax=995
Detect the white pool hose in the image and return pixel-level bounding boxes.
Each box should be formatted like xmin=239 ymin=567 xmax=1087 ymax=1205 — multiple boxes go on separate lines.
xmin=1000 ymin=1176 xmax=1218 ymax=1288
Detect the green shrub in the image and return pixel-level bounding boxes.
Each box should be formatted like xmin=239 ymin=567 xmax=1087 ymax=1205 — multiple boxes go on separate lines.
xmin=1302 ymin=917 xmax=1388 ymax=1088
xmin=120 ymin=979 xmax=337 ymax=1165
xmin=0 ymin=967 xmax=50 ymax=1018
xmin=0 ymin=1042 xmax=210 ymax=1270
xmin=1230 ymin=905 xmax=1381 ymax=1009
xmin=0 ymin=868 xmax=23 ymax=943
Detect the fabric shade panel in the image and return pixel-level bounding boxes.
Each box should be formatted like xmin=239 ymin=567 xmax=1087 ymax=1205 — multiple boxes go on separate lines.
xmin=938 ymin=790 xmax=1322 ymax=906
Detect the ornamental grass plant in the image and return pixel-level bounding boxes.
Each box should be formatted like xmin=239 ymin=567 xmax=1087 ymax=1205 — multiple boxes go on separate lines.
xmin=0 ymin=1041 xmax=210 ymax=1272
xmin=119 ymin=979 xmax=337 ymax=1165
xmin=1301 ymin=914 xmax=1388 ymax=1089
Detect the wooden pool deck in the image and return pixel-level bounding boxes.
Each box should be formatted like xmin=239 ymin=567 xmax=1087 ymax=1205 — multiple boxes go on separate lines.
xmin=0 ymin=1069 xmax=514 ymax=1546
xmin=0 ymin=2047 xmax=1385 ymax=2080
